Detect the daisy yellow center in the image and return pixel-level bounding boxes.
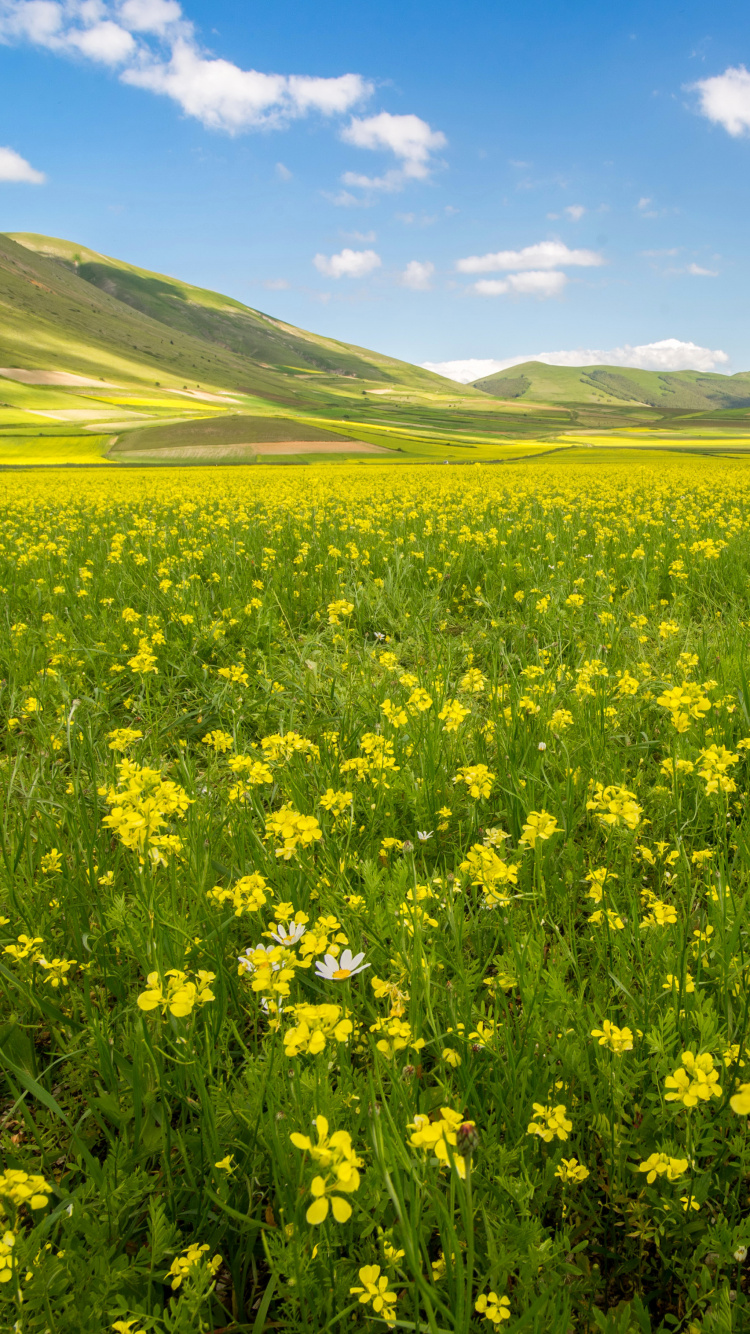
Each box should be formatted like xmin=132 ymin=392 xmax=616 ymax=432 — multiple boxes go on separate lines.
xmin=333 ymin=967 xmax=352 ymax=980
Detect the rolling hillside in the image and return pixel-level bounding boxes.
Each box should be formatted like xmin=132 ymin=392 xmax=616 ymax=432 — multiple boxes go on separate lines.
xmin=0 ymin=232 xmax=461 ymax=407
xmin=471 ymin=360 xmax=750 ymax=411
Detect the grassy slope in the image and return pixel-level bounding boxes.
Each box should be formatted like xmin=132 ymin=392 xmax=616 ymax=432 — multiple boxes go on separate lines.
xmin=471 ymin=360 xmax=750 ymax=411
xmin=6 ymin=233 xmax=458 ymax=400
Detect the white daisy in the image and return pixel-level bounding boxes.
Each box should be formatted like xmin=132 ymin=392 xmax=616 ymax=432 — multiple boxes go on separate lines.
xmin=314 ymin=948 xmax=370 ymax=982
xmin=270 ymin=921 xmax=306 ymax=945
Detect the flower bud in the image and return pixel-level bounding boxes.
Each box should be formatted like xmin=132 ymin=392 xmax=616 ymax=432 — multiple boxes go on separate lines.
xmin=456 ymin=1121 xmax=480 ymax=1157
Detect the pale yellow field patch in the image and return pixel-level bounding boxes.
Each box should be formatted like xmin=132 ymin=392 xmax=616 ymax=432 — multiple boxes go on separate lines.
xmin=0 ymin=368 xmax=117 ymax=387
xmin=29 ymin=408 xmax=148 ymax=422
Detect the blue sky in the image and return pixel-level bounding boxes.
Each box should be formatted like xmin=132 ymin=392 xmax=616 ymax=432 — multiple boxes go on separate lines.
xmin=2 ymin=0 xmax=750 ymax=378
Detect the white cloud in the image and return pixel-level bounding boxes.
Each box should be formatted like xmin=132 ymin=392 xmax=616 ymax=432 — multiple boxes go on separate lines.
xmin=401 ymin=259 xmax=434 ymax=290
xmin=423 ymin=338 xmax=730 ymax=383
xmin=118 ymin=0 xmax=183 ymax=34
xmin=275 ymin=161 xmax=292 ymax=180
xmin=313 ymin=247 xmax=381 ymax=279
xmin=473 ymin=270 xmax=568 ymax=298
xmin=686 ymin=262 xmax=719 ymax=276
xmin=456 ymin=240 xmax=604 ymax=274
xmin=0 ymin=2 xmax=373 ymax=127
xmin=0 ymin=144 xmax=45 ymax=182
xmin=263 ymin=278 xmax=290 ymax=290
xmin=340 ymin=111 xmax=446 ymax=191
xmin=0 ymin=2 xmax=442 ymax=190
xmin=422 ymin=358 xmax=512 ymax=383
xmin=691 ymin=65 xmax=750 ymax=136
xmin=0 ymin=0 xmax=64 ymax=45
xmin=69 ymin=19 xmax=135 ymax=62
xmin=123 ymin=39 xmax=371 ymax=130
xmin=341 ymin=229 xmax=376 ymax=242
xmin=564 ymin=204 xmax=585 ymax=220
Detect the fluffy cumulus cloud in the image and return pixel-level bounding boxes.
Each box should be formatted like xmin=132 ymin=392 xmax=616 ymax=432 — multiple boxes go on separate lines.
xmin=401 ymin=259 xmax=434 ymax=290
xmin=455 ymin=241 xmax=603 ymax=298
xmin=340 ymin=112 xmax=446 ymax=191
xmin=424 ymin=339 xmax=730 ymax=383
xmin=474 ymin=271 xmax=568 ymax=298
xmin=456 ymin=240 xmax=604 ymax=274
xmin=313 ymin=248 xmax=381 ymax=279
xmin=0 ymin=1 xmax=374 ymax=128
xmin=691 ymin=65 xmax=750 ymax=136
xmin=0 ymin=144 xmax=45 ymax=182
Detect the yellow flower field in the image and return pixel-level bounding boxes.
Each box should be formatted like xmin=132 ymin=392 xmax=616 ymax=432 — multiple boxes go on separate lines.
xmin=3 ymin=457 xmax=750 ymax=1332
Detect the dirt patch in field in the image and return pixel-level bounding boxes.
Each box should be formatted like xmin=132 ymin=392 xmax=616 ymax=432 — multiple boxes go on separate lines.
xmin=256 ymin=440 xmax=390 ymax=455
xmin=116 ymin=440 xmax=392 ymax=462
xmin=0 ymin=369 xmax=116 ymax=387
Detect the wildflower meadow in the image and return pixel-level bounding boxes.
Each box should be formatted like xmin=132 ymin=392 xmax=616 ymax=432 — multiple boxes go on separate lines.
xmin=3 ymin=455 xmax=750 ymax=1334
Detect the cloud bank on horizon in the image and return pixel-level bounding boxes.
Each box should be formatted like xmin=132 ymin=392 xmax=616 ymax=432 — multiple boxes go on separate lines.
xmin=0 ymin=0 xmax=445 ymax=197
xmin=424 ymin=340 xmax=731 ymax=384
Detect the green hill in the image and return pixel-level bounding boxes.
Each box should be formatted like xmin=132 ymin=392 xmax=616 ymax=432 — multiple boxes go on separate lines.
xmin=0 ymin=232 xmax=460 ymax=407
xmin=471 ymin=360 xmax=750 ymax=411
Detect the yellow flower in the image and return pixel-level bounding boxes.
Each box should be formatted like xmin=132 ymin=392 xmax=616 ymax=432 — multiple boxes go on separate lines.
xmin=475 ymin=1291 xmax=511 ymax=1324
xmin=107 ymin=727 xmax=143 ymax=751
xmin=202 ymin=729 xmax=234 ymax=752
xmin=589 ymin=908 xmax=625 ymax=930
xmin=587 ymin=783 xmax=642 ymax=830
xmin=730 ymin=1083 xmax=750 ymax=1115
xmin=459 ymin=667 xmax=487 ymax=693
xmin=437 ymin=698 xmax=470 ymax=732
xmin=168 ymin=1242 xmax=221 ymax=1290
xmin=554 ymin=1157 xmax=590 ymax=1184
xmin=519 ymin=810 xmax=560 ymax=848
xmin=218 ymin=664 xmax=249 ymax=687
xmin=290 ymin=1116 xmax=362 ymax=1224
xmin=641 ymin=901 xmax=678 ymax=928
xmin=407 ymin=1107 xmax=474 ymax=1178
xmin=0 ymin=1231 xmax=15 ymax=1284
xmin=39 ymin=848 xmax=63 ymax=875
xmin=662 ymin=973 xmax=695 ymax=994
xmin=454 ymin=764 xmax=495 ymax=799
xmin=591 ymin=1020 xmax=634 ymax=1055
xmin=327 ymin=599 xmax=354 ymax=624
xmin=283 ymin=1003 xmax=354 ymax=1057
xmin=638 ymin=1152 xmax=688 ymax=1183
xmin=137 ymin=969 xmax=215 ymax=1018
xmin=0 ymin=1169 xmax=51 ymax=1212
xmin=381 ymin=698 xmax=408 ymax=727
xmin=214 ymin=1155 xmax=235 ymax=1173
xmin=527 ymin=1103 xmax=572 ymax=1142
xmin=350 ymin=1265 xmax=397 ymax=1324
xmin=265 ymin=804 xmax=323 ymax=859
xmin=665 ymin=1052 xmax=722 ymax=1107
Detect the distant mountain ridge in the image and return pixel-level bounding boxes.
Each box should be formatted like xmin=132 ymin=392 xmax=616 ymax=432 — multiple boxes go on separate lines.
xmin=471 ymin=360 xmax=750 ymax=411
